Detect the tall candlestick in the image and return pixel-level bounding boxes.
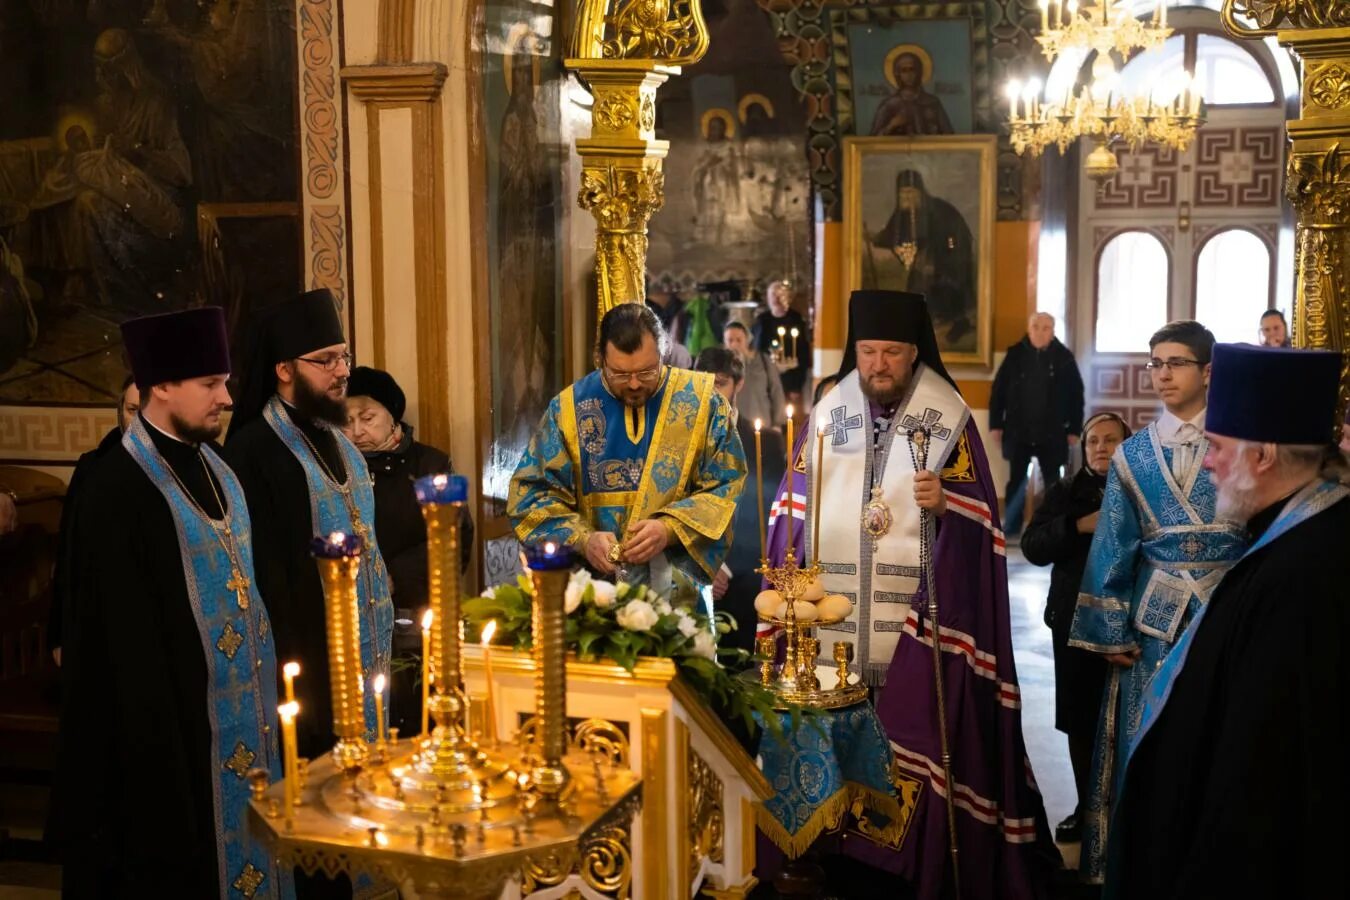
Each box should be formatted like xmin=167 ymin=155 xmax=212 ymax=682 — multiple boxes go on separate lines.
xmin=282 ymin=661 xmax=299 ymax=705
xmin=785 ymin=404 xmax=795 ymax=561
xmin=789 ymin=327 xmax=800 ymax=362
xmin=415 ymin=473 xmax=468 ymax=733
xmin=278 ymin=701 xmax=299 ymax=820
xmin=1039 ymin=0 xmax=1048 ymax=31
xmin=813 ymin=425 xmax=825 ymax=565
xmin=754 ymin=418 xmax=766 ymax=561
xmin=372 ymin=673 xmax=386 ymax=745
xmin=420 ymin=609 xmax=433 ymax=736
xmin=480 ymin=620 xmax=499 ymax=744
xmin=525 ymin=542 xmax=573 ymax=797
xmin=1160 ymin=0 xmax=1166 ymax=28
xmin=310 ymin=532 xmax=368 ymax=775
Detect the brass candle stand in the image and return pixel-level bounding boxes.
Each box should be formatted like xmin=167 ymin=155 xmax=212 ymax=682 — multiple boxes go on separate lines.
xmin=752 ymin=551 xmax=868 ymax=711
xmin=251 ymin=477 xmax=641 ymax=900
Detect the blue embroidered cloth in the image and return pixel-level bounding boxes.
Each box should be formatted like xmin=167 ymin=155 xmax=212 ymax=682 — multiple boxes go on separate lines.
xmin=756 ymin=702 xmax=897 ymax=858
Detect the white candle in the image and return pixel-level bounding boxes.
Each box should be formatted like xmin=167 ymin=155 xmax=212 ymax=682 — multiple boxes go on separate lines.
xmin=420 ymin=609 xmax=433 ymax=736
xmin=282 ymin=661 xmax=299 ymax=705
xmin=372 ymin=673 xmax=386 ymax=745
xmin=481 ymin=621 xmax=499 ymax=744
xmin=1040 ymin=0 xmax=1048 ymax=31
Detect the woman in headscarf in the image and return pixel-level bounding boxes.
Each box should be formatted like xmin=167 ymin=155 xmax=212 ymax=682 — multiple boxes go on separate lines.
xmin=1021 ymin=411 xmax=1131 ymax=845
xmin=344 ymin=367 xmax=473 ymax=733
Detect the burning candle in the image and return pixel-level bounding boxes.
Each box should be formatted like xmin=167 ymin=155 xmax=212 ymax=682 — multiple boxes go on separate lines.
xmin=524 ymin=540 xmax=574 ymax=570
xmin=789 ymin=327 xmax=800 ymax=361
xmin=420 ymin=609 xmax=433 ymax=736
xmin=785 ymin=405 xmax=795 ymax=561
xmin=278 ymin=701 xmax=299 ymax=819
xmin=372 ymin=673 xmax=386 ymax=745
xmin=754 ymin=418 xmax=766 ymax=561
xmin=480 ymin=620 xmax=499 ymax=744
xmin=813 ymin=425 xmax=825 ymax=565
xmin=282 ymin=661 xmax=299 ymax=705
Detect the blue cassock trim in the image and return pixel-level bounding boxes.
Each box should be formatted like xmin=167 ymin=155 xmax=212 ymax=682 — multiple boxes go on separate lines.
xmin=572 ymin=368 xmax=660 ymax=499
xmin=263 ymin=397 xmax=394 ymax=743
xmin=123 ymin=419 xmax=292 ymax=900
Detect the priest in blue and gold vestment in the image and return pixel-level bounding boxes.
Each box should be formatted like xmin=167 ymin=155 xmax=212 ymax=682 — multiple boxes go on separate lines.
xmin=508 ymin=303 xmax=747 ymax=588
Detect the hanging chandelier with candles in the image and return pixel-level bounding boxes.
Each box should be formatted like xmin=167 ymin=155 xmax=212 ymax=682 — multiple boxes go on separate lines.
xmin=1011 ymin=1 xmax=1205 ymax=180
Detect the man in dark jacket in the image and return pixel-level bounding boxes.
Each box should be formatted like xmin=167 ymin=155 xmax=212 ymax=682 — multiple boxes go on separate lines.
xmin=1021 ymin=411 xmax=1130 ymax=844
xmin=343 ymin=366 xmax=473 ymax=735
xmin=989 ymin=312 xmax=1084 ymax=539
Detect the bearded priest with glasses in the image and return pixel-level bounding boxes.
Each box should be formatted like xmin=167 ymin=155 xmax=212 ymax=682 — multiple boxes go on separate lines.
xmin=508 ymin=303 xmax=746 ymax=591
xmin=1067 ymin=320 xmax=1248 ymax=885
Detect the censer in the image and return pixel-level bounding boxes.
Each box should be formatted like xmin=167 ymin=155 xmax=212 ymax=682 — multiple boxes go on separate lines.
xmin=249 ymin=474 xmax=641 ymax=900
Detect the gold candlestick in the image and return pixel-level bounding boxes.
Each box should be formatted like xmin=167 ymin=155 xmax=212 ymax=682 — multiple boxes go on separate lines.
xmin=419 ymin=609 xmax=432 ymax=737
xmin=525 ymin=542 xmax=572 ymax=798
xmin=754 ymin=418 xmax=766 ymax=562
xmin=312 ymin=532 xmax=368 ymax=775
xmin=283 ymin=661 xmax=299 ymax=706
xmin=757 ymin=635 xmax=776 ymax=687
xmin=480 ymin=621 xmax=499 ymax=746
xmin=833 ymin=641 xmax=854 ymax=686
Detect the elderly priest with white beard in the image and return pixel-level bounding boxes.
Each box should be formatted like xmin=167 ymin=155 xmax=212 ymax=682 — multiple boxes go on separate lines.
xmin=1111 ymin=343 xmax=1349 ymax=899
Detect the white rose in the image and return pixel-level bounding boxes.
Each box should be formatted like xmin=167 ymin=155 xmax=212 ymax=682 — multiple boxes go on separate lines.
xmin=654 ymin=598 xmax=672 ymax=616
xmin=676 ymin=610 xmax=698 ymax=637
xmin=616 ymin=599 xmax=659 ymax=632
xmin=481 ymin=585 xmax=497 ymax=599
xmin=564 ymin=570 xmax=591 ymax=614
xmin=691 ymin=629 xmax=717 ymax=659
xmin=591 ymin=580 xmax=618 ymax=609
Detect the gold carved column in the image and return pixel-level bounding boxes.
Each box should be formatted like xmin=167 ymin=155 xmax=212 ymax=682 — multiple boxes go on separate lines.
xmin=1224 ymin=1 xmax=1350 ymax=421
xmin=566 ymin=1 xmax=710 ymax=323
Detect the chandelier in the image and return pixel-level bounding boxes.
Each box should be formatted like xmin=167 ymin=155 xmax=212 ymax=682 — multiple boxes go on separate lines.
xmin=1011 ymin=1 xmax=1205 ymax=180
xmin=1036 ymin=0 xmax=1172 ymax=60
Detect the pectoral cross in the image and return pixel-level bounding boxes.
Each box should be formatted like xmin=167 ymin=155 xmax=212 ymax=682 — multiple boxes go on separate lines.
xmin=227 ymin=569 xmax=251 ymax=610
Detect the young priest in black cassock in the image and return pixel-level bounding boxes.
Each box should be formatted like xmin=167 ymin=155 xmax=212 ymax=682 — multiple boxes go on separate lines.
xmin=49 ymin=308 xmax=287 ymax=899
xmin=1110 ymin=343 xmax=1350 ymax=899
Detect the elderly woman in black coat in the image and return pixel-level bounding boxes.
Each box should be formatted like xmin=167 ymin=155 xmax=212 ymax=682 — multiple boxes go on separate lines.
xmin=344 ymin=367 xmax=474 ymax=733
xmin=1021 ymin=411 xmax=1130 ymax=844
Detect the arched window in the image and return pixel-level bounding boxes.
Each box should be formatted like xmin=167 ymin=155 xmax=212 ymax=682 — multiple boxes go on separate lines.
xmin=1096 ymin=231 xmax=1169 ymax=353
xmin=1194 ymin=229 xmax=1272 ymax=343
xmin=1114 ymin=30 xmax=1277 ymax=107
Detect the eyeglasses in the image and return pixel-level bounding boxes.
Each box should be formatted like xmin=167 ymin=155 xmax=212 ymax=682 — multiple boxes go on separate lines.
xmin=1144 ymin=357 xmax=1201 ymax=372
xmin=602 ymin=364 xmax=663 ymax=386
xmin=297 ymin=352 xmax=353 ymax=372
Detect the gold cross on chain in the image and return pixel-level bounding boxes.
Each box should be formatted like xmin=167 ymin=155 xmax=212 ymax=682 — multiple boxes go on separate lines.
xmin=226 ymin=569 xmax=251 ymax=610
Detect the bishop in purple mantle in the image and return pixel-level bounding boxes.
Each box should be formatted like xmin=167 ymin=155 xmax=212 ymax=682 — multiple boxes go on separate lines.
xmin=764 ymin=290 xmax=1058 ymax=898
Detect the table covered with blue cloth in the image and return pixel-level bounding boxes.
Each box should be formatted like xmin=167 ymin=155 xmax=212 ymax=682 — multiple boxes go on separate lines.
xmin=755 ymin=701 xmax=922 ymax=859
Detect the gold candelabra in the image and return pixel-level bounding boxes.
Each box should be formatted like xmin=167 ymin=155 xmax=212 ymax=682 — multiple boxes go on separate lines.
xmin=753 ymin=549 xmax=868 ymax=711
xmin=249 ymin=476 xmax=641 ymax=900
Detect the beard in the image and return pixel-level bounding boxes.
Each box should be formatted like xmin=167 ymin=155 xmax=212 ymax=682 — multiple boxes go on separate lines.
xmin=293 ymin=370 xmax=348 ymax=426
xmin=170 ymin=411 xmax=223 ymax=445
xmin=860 ymin=369 xmax=910 ymax=406
xmin=1214 ymin=462 xmax=1262 ymax=524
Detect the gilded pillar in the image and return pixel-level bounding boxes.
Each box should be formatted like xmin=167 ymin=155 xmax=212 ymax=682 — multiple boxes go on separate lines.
xmin=566 ymin=2 xmax=710 ymax=324
xmin=1224 ymin=1 xmax=1350 ymax=422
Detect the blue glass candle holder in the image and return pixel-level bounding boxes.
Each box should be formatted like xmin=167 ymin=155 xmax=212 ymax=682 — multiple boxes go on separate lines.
xmin=310 ymin=531 xmax=364 ymax=559
xmin=413 ymin=473 xmax=468 ymax=505
xmin=524 ymin=541 xmax=574 ymax=571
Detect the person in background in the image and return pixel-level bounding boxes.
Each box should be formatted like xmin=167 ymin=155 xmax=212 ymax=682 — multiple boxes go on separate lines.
xmin=693 ymin=347 xmax=784 ymax=653
xmin=1258 ymin=308 xmax=1290 ymax=347
xmin=722 ymin=321 xmax=785 ymax=430
xmin=647 ymin=282 xmax=693 ymax=367
xmin=753 ymin=279 xmax=811 ymax=406
xmin=49 ymin=374 xmax=140 ymax=665
xmin=342 ymin=366 xmax=473 ymax=736
xmin=989 ymin=312 xmax=1085 ymax=540
xmin=1021 ymin=411 xmax=1131 ymax=845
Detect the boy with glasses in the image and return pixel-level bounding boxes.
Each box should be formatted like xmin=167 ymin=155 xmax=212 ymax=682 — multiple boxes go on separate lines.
xmin=1067 ymin=320 xmax=1247 ymax=883
xmin=508 ymin=304 xmax=746 ymax=590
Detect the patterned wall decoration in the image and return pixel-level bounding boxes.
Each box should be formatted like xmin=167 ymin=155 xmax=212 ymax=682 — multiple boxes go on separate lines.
xmin=756 ymin=0 xmax=1040 ymax=221
xmin=483 ymin=534 xmax=524 ymax=593
xmin=1094 ymin=145 xmax=1181 ymax=209
xmin=1088 ymin=360 xmax=1160 ymax=432
xmin=298 ymin=0 xmax=348 ymax=310
xmin=1193 ymin=127 xmax=1284 ymax=208
xmin=0 ymin=408 xmax=117 ymax=463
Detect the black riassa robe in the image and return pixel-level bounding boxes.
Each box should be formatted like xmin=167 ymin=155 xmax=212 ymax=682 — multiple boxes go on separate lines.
xmin=222 ymin=403 xmax=348 ymax=760
xmin=1112 ymin=491 xmax=1350 ymax=899
xmin=49 ymin=419 xmax=224 ymax=898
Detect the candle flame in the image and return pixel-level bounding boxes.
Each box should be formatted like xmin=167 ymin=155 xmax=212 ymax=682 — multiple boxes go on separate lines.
xmin=786 ymin=404 xmax=794 ymax=419
xmin=283 ymin=661 xmax=300 ymax=678
xmin=791 ymin=327 xmax=799 ymax=336
xmin=373 ymin=673 xmax=386 ymax=693
xmin=328 ymin=531 xmax=346 ymax=544
xmin=421 ymin=609 xmax=433 ymax=630
xmin=482 ymin=620 xmax=498 ymax=645
xmin=754 ymin=417 xmax=762 ymax=432
xmin=278 ymin=701 xmax=299 ymax=720
xmin=433 ymin=474 xmax=448 ymax=488
xmin=777 ymin=326 xmax=786 ymax=335
xmin=544 ymin=541 xmax=557 ymax=554
xmin=374 ymin=829 xmax=389 ymax=848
